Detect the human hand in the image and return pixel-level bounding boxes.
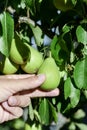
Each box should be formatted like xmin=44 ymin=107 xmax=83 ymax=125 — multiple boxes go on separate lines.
xmin=0 ymin=74 xmax=59 ymax=123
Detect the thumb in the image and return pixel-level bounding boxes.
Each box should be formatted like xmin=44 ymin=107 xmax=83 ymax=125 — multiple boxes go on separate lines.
xmin=7 ymin=74 xmax=45 ymax=93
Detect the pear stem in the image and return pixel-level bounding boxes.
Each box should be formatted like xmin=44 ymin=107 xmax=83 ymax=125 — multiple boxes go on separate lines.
xmin=49 ymin=51 xmax=52 ymax=58
xmin=5 ymin=0 xmax=8 ymax=11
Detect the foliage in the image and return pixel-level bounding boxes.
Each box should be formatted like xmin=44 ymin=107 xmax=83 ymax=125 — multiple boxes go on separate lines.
xmin=1 ymin=0 xmax=87 ymax=129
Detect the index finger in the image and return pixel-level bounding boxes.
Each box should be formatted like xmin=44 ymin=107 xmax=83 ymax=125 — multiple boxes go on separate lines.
xmin=27 ymin=88 xmax=60 ymax=98
xmin=18 ymin=88 xmax=60 ymax=97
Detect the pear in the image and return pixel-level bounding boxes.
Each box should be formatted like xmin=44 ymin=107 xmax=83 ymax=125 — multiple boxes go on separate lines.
xmin=21 ymin=45 xmax=44 ymax=73
xmin=53 ymin=0 xmax=74 ymax=12
xmin=0 ymin=57 xmax=19 ymax=74
xmin=38 ymin=57 xmax=60 ymax=90
xmin=9 ymin=33 xmax=30 ymax=65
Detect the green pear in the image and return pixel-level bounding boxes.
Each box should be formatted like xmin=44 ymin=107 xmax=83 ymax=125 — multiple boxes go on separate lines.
xmin=9 ymin=33 xmax=30 ymax=65
xmin=21 ymin=45 xmax=44 ymax=73
xmin=53 ymin=0 xmax=74 ymax=11
xmin=38 ymin=57 xmax=60 ymax=90
xmin=0 ymin=57 xmax=19 ymax=74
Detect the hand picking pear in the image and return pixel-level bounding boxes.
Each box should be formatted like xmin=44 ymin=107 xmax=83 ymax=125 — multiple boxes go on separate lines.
xmin=0 ymin=57 xmax=19 ymax=74
xmin=21 ymin=45 xmax=44 ymax=73
xmin=10 ymin=33 xmax=30 ymax=65
xmin=38 ymin=57 xmax=60 ymax=90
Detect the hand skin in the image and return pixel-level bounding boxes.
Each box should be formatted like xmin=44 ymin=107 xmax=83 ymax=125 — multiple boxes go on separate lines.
xmin=0 ymin=74 xmax=59 ymax=123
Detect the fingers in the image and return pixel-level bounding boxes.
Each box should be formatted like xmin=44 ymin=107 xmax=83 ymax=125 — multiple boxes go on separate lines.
xmin=2 ymin=102 xmax=23 ymax=117
xmin=29 ymin=88 xmax=60 ymax=98
xmin=0 ymin=102 xmax=23 ymax=123
xmin=0 ymin=74 xmax=45 ymax=95
xmin=8 ymin=88 xmax=59 ymax=107
xmin=8 ymin=95 xmax=31 ymax=107
xmin=0 ymin=106 xmax=4 ymax=123
xmin=10 ymin=74 xmax=46 ymax=93
xmin=0 ymin=74 xmax=35 ymax=79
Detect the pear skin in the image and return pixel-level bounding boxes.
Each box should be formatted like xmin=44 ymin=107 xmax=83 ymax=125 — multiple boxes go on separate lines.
xmin=38 ymin=57 xmax=60 ymax=90
xmin=10 ymin=33 xmax=30 ymax=65
xmin=53 ymin=0 xmax=74 ymax=11
xmin=0 ymin=57 xmax=19 ymax=74
xmin=21 ymin=45 xmax=44 ymax=73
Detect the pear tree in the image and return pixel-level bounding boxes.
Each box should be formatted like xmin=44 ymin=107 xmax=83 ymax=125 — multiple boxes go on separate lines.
xmin=0 ymin=0 xmax=87 ymax=130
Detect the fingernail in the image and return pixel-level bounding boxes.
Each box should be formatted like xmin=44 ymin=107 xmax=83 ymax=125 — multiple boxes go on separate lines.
xmin=37 ymin=74 xmax=46 ymax=81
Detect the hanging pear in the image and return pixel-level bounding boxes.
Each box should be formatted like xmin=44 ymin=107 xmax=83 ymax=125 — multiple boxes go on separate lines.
xmin=0 ymin=57 xmax=19 ymax=74
xmin=21 ymin=44 xmax=44 ymax=73
xmin=38 ymin=57 xmax=60 ymax=90
xmin=9 ymin=33 xmax=30 ymax=65
xmin=53 ymin=0 xmax=74 ymax=12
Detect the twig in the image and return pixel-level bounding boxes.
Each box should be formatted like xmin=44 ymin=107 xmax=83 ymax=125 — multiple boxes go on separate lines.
xmin=18 ymin=16 xmax=35 ymax=27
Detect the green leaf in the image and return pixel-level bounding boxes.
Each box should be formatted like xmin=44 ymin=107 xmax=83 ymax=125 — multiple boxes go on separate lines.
xmin=28 ymin=102 xmax=34 ymax=121
xmin=64 ymin=77 xmax=80 ymax=108
xmin=83 ymin=90 xmax=87 ymax=99
xmin=20 ymin=0 xmax=26 ymax=9
xmin=33 ymin=110 xmax=41 ymax=122
xmin=0 ymin=12 xmax=14 ymax=56
xmin=50 ymin=35 xmax=64 ymax=65
xmin=75 ymin=123 xmax=87 ymax=130
xmin=69 ymin=122 xmax=76 ymax=130
xmin=57 ymin=102 xmax=62 ymax=112
xmin=25 ymin=0 xmax=33 ymax=7
xmin=39 ymin=98 xmax=50 ymax=125
xmin=50 ymin=35 xmax=58 ymax=58
xmin=63 ymin=104 xmax=72 ymax=113
xmin=31 ymin=123 xmax=42 ymax=130
xmin=48 ymin=100 xmax=58 ymax=123
xmin=50 ymin=35 xmax=60 ymax=61
xmin=62 ymin=24 xmax=73 ymax=34
xmin=64 ymin=78 xmax=71 ymax=100
xmin=25 ymin=0 xmax=36 ymax=15
xmin=25 ymin=0 xmax=42 ymax=15
xmin=73 ymin=109 xmax=86 ymax=119
xmin=70 ymin=89 xmax=80 ymax=108
xmin=71 ymin=0 xmax=77 ymax=5
xmin=39 ymin=98 xmax=58 ymax=125
xmin=74 ymin=56 xmax=87 ymax=89
xmin=30 ymin=25 xmax=44 ymax=46
xmin=76 ymin=25 xmax=87 ymax=45
xmin=58 ymin=35 xmax=69 ymax=53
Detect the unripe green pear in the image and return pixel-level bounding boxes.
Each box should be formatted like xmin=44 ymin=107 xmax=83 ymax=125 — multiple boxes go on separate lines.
xmin=53 ymin=0 xmax=74 ymax=11
xmin=38 ymin=57 xmax=60 ymax=90
xmin=0 ymin=57 xmax=19 ymax=74
xmin=21 ymin=45 xmax=44 ymax=73
xmin=10 ymin=33 xmax=30 ymax=65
